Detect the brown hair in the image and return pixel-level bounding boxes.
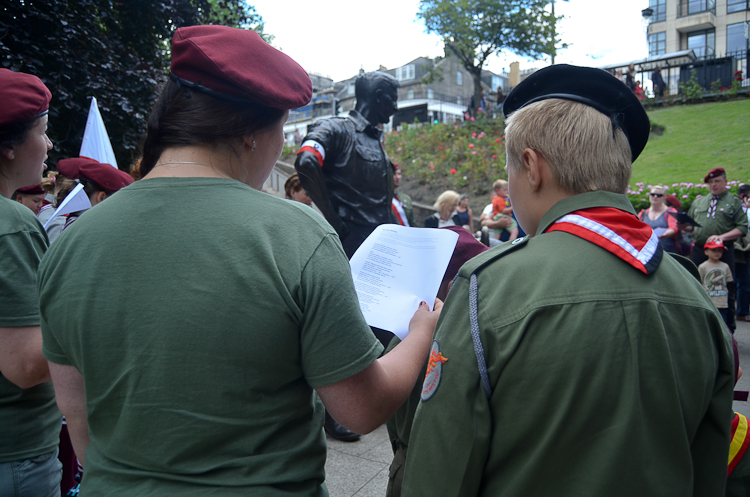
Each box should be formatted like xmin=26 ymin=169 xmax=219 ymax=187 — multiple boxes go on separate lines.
xmin=140 ymin=80 xmax=286 ymax=176
xmin=284 ymin=173 xmax=303 ymax=199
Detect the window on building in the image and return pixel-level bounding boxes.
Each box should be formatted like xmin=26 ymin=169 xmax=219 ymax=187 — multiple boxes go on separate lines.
xmin=427 ymin=88 xmax=434 ymax=99
xmin=649 ymin=32 xmax=667 ymax=57
xmin=727 ymin=0 xmax=748 ymax=13
xmin=457 ymin=71 xmax=463 ymax=85
xmin=347 ymin=84 xmax=355 ymax=96
xmin=649 ymin=0 xmax=666 ymax=22
xmin=406 ymin=89 xmax=415 ymax=100
xmin=687 ymin=29 xmax=715 ymax=57
xmin=397 ymin=64 xmax=415 ymax=81
xmin=457 ymin=96 xmax=463 ymax=106
xmin=727 ymin=23 xmax=749 ymax=54
xmin=686 ymin=0 xmax=715 ymax=15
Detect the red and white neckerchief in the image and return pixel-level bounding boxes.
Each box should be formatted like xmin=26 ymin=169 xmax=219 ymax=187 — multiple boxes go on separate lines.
xmin=62 ymin=214 xmax=78 ymax=232
xmin=545 ymin=207 xmax=663 ymax=274
xmin=392 ymin=194 xmax=409 ymax=227
xmin=708 ymin=195 xmax=720 ymax=218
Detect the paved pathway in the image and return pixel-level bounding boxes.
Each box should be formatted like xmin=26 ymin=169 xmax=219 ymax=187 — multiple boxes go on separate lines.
xmin=324 ymin=424 xmax=391 ymax=497
xmin=324 ymin=320 xmax=750 ymax=496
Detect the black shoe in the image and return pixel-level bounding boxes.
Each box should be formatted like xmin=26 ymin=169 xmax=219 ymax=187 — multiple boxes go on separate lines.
xmin=324 ymin=412 xmax=361 ymax=442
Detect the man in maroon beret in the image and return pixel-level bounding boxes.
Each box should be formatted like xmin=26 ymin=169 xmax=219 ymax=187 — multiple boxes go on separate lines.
xmin=295 ymin=71 xmax=400 ymax=259
xmin=688 ymin=167 xmax=748 ymax=331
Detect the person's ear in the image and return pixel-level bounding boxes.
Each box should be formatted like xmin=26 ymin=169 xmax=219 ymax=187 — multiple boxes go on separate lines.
xmin=14 ymin=194 xmax=23 ymax=203
xmin=1 ymin=147 xmax=14 ymax=161
xmin=97 ymin=191 xmax=107 ymax=204
xmin=241 ymin=135 xmax=257 ymax=153
xmin=522 ymin=148 xmax=543 ymax=192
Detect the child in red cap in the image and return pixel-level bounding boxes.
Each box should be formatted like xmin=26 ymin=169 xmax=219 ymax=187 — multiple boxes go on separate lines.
xmin=699 ymin=239 xmax=734 ymax=324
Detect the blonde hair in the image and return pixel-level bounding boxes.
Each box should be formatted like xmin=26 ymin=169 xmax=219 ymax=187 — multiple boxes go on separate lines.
xmin=505 ymin=99 xmax=631 ymax=194
xmin=433 ymin=190 xmax=460 ymax=219
xmin=650 ymin=185 xmax=665 ymax=194
xmin=493 ymin=179 xmax=508 ymax=191
xmin=41 ymin=171 xmax=57 ymax=194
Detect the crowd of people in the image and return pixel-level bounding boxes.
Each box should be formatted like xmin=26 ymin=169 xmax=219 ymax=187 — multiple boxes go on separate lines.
xmin=1 ymin=25 xmax=748 ymax=497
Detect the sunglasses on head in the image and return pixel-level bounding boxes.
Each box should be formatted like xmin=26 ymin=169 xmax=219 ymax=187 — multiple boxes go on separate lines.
xmin=649 ymin=193 xmax=664 ymax=197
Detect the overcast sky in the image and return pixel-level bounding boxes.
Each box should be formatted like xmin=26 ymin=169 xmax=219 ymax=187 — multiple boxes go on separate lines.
xmin=251 ymin=0 xmax=651 ymax=82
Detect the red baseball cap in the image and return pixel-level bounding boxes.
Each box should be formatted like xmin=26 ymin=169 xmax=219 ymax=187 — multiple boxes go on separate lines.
xmin=704 ymin=239 xmax=727 ymax=251
xmin=0 ymin=69 xmax=52 ymax=128
xmin=16 ymin=184 xmax=45 ymax=195
xmin=170 ymin=25 xmax=312 ymax=110
xmin=704 ymin=167 xmax=726 ymax=182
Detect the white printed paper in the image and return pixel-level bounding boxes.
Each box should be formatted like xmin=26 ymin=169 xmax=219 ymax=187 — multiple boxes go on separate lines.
xmin=43 ymin=183 xmax=91 ymax=229
xmin=350 ymin=224 xmax=459 ymax=339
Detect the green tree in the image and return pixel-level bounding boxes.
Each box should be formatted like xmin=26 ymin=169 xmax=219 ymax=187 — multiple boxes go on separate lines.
xmin=418 ymin=0 xmax=557 ymax=117
xmin=0 ymin=0 xmax=267 ymax=170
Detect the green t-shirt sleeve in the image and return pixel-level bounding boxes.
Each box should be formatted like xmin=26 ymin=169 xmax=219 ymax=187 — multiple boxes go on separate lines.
xmin=0 ymin=228 xmax=47 ymax=327
xmin=298 ymin=234 xmax=382 ymax=387
xmin=402 ymin=276 xmax=491 ymax=497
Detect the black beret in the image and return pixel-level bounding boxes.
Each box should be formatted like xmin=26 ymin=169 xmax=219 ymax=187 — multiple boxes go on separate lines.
xmin=503 ymin=64 xmax=650 ymax=162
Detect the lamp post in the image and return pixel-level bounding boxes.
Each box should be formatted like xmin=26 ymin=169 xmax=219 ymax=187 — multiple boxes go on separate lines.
xmin=642 ymin=6 xmax=654 ymax=59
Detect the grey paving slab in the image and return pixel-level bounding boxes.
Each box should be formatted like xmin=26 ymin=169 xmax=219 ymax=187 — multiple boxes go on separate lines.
xmin=324 ymin=424 xmax=391 ymax=497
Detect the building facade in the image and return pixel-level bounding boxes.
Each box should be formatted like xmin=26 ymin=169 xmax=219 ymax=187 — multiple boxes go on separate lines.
xmin=646 ymin=0 xmax=748 ymax=85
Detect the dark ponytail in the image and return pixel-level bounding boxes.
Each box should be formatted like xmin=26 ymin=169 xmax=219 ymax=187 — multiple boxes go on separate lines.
xmin=140 ymin=80 xmax=286 ymax=176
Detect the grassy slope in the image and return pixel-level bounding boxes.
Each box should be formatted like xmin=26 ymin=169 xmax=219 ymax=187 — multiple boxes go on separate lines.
xmin=635 ymin=99 xmax=750 ymax=186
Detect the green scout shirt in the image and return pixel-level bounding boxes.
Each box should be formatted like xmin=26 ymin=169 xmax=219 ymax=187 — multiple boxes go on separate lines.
xmin=688 ymin=190 xmax=748 ymax=247
xmin=39 ymin=178 xmax=382 ymax=495
xmin=0 ymin=196 xmax=60 ymax=462
xmin=402 ymin=191 xmax=734 ymax=497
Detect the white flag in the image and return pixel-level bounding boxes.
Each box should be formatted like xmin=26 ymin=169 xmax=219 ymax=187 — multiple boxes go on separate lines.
xmin=43 ymin=184 xmax=92 ymax=229
xmin=79 ymin=97 xmax=118 ymax=169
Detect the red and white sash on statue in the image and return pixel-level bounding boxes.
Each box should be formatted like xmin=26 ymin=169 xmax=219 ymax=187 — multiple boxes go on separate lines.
xmin=392 ymin=196 xmax=409 ymax=227
xmin=545 ymin=207 xmax=663 ymax=274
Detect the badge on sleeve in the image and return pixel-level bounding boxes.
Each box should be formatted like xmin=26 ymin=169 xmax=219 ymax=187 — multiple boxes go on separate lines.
xmin=421 ymin=340 xmax=448 ymax=401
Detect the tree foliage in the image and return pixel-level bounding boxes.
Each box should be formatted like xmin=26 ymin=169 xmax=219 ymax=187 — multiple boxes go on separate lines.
xmin=0 ymin=0 xmax=267 ymax=169
xmin=418 ymin=0 xmax=556 ymax=115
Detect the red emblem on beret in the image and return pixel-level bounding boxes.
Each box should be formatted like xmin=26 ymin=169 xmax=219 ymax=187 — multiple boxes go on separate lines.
xmin=170 ymin=25 xmax=312 ymax=110
xmin=704 ymin=167 xmax=726 ymax=182
xmin=0 ymin=69 xmax=52 ymax=128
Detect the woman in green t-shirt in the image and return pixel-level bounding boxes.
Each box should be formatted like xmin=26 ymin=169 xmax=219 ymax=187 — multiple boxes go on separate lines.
xmin=0 ymin=69 xmax=63 ymax=497
xmin=39 ymin=25 xmax=441 ymax=495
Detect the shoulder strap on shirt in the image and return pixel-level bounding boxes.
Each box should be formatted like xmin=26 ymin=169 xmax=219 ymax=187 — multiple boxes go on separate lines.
xmin=464 ymin=237 xmax=530 ymax=399
xmin=729 ymin=412 xmax=750 ymax=476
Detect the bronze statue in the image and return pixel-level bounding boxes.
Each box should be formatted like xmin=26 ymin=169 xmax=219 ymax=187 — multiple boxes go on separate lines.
xmin=295 ymin=71 xmax=399 ymax=258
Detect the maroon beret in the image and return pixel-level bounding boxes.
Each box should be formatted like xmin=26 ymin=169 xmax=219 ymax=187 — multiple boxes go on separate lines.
xmin=664 ymin=194 xmax=681 ymax=209
xmin=170 ymin=25 xmax=312 ymax=110
xmin=57 ymin=157 xmax=98 ymax=180
xmin=17 ymin=184 xmax=45 ymax=195
xmin=78 ymin=161 xmax=133 ymax=192
xmin=0 ymin=69 xmax=52 ymax=128
xmin=441 ymin=226 xmax=488 ymax=283
xmin=704 ymin=167 xmax=726 ymax=182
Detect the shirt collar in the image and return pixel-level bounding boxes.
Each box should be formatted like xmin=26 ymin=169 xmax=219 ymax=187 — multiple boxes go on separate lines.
xmin=536 ymin=191 xmax=637 ymax=237
xmin=348 ymin=109 xmax=380 ymax=136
